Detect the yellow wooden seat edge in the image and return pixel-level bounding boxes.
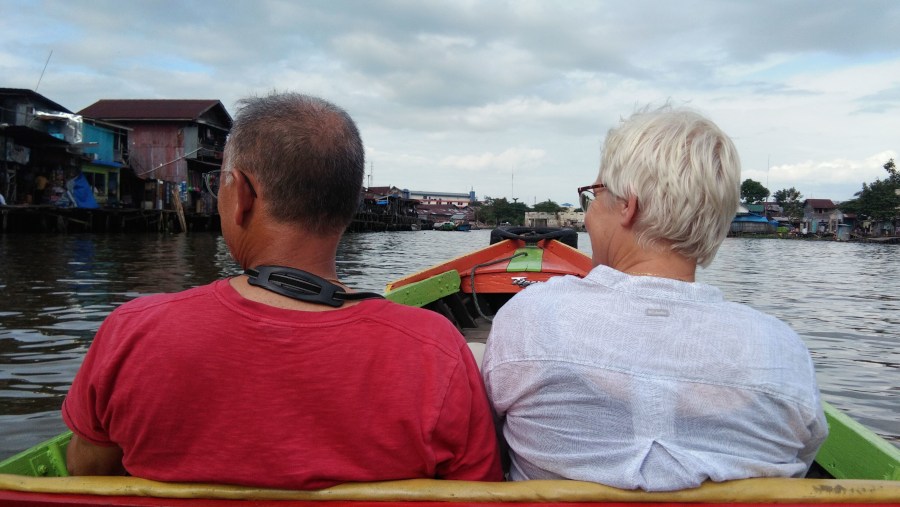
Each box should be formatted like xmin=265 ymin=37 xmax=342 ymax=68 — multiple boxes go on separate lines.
xmin=1 ymin=474 xmax=899 ymax=503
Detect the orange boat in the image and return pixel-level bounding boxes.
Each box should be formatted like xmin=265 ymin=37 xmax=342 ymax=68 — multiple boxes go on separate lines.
xmin=384 ymin=227 xmax=591 ymax=343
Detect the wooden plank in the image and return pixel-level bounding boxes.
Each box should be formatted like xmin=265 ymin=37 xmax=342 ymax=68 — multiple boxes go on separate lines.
xmin=1 ymin=474 xmax=900 ymax=505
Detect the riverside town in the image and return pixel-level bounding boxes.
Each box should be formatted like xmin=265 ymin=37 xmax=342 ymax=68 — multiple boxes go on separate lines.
xmin=1 ymin=87 xmax=899 ymax=242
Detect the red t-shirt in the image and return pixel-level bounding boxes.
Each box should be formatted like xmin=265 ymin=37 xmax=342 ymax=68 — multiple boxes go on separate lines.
xmin=62 ymin=279 xmax=502 ymax=489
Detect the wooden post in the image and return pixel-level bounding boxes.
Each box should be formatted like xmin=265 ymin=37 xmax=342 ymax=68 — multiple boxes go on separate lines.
xmin=171 ymin=187 xmax=187 ymax=233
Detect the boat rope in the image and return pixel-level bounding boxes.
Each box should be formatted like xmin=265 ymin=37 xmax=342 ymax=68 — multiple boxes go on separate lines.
xmin=470 ymin=252 xmax=526 ymax=322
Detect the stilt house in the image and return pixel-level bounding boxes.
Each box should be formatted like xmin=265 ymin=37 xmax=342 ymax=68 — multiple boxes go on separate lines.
xmin=78 ymin=99 xmax=231 ymax=213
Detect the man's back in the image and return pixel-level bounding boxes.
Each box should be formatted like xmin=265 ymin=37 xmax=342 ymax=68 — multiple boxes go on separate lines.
xmin=63 ymin=279 xmax=502 ymax=489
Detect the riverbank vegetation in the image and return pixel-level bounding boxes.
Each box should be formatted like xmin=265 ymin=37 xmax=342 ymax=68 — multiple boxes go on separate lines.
xmin=839 ymin=159 xmax=900 ymax=224
xmin=472 ymin=197 xmax=567 ymax=226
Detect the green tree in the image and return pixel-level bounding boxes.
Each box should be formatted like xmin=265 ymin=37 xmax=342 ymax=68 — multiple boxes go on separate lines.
xmin=532 ymin=200 xmax=564 ymax=213
xmin=840 ymin=159 xmax=900 ymax=222
xmin=481 ymin=197 xmax=527 ymax=225
xmin=885 ymin=158 xmax=898 ymax=184
xmin=471 ymin=196 xmax=496 ymax=224
xmin=773 ymin=187 xmax=804 ymax=220
xmin=740 ymin=179 xmax=769 ymax=204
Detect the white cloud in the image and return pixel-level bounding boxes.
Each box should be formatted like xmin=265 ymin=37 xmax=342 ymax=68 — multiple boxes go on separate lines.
xmin=3 ymin=0 xmax=900 ymax=204
xmin=438 ymin=148 xmax=547 ymax=172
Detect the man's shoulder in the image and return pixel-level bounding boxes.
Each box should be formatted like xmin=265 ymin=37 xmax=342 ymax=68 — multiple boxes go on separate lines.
xmin=365 ymin=299 xmax=459 ymax=330
xmin=360 ymin=300 xmax=466 ymax=350
xmin=113 ymin=281 xmax=219 ymax=317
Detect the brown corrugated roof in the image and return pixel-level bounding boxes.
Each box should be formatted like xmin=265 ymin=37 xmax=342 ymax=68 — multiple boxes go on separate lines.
xmin=78 ymin=99 xmax=223 ymax=121
xmin=805 ymin=198 xmax=836 ymax=208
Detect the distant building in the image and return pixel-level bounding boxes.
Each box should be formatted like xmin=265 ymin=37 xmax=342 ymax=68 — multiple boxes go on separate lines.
xmin=79 ymin=99 xmax=232 ymax=212
xmin=524 ymin=210 xmax=584 ymax=230
xmin=730 ymin=203 xmax=777 ymax=235
xmin=0 ymin=88 xmax=83 ymax=205
xmin=80 ymin=119 xmax=130 ymax=206
xmin=351 ymin=185 xmax=420 ymax=231
xmin=803 ymin=198 xmax=836 ymax=233
xmin=407 ymin=189 xmax=475 ymax=207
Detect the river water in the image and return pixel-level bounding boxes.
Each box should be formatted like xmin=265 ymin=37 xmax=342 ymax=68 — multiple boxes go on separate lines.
xmin=0 ymin=230 xmax=897 ymax=459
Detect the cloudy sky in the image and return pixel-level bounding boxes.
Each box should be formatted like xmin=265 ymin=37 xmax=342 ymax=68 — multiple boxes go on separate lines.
xmin=3 ymin=0 xmax=899 ymax=205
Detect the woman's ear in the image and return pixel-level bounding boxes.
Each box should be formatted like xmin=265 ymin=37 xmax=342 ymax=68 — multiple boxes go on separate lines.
xmin=620 ymin=194 xmax=639 ymax=228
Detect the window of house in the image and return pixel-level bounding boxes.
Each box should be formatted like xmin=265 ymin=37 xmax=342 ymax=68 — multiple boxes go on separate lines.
xmin=82 ymin=168 xmax=108 ymax=204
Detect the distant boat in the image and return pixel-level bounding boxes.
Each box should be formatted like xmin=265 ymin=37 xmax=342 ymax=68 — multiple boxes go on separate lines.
xmin=455 ymin=222 xmax=471 ymax=232
xmin=435 ymin=221 xmax=455 ymax=231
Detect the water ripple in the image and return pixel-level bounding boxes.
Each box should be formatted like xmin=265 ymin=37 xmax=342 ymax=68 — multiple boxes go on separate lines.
xmin=0 ymin=232 xmax=897 ymax=456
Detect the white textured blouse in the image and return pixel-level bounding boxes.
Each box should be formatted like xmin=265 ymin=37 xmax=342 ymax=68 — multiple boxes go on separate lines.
xmin=482 ymin=265 xmax=827 ymax=491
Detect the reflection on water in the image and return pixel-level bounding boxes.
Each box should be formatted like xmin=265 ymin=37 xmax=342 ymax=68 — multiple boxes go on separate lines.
xmin=0 ymin=231 xmax=897 ymax=458
xmin=696 ymin=239 xmax=900 ymax=445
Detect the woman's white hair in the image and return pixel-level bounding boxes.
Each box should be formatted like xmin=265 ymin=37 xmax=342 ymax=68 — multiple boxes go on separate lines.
xmin=599 ymin=106 xmax=740 ymax=267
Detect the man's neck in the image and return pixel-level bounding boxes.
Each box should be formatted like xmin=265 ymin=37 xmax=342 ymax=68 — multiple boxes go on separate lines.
xmin=237 ymin=223 xmax=342 ymax=281
xmin=229 ymin=226 xmax=352 ymax=311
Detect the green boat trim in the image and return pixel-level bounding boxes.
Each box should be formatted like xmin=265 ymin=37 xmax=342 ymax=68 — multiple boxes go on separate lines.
xmin=506 ymin=246 xmax=543 ymax=272
xmin=0 ymin=432 xmax=70 ymax=478
xmin=384 ymin=269 xmax=461 ymax=307
xmin=818 ymin=401 xmax=900 ymax=481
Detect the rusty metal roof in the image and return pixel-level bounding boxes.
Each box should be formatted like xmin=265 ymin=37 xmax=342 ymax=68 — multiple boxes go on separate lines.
xmin=78 ymin=99 xmax=228 ymax=122
xmin=804 ymin=198 xmax=836 ymax=208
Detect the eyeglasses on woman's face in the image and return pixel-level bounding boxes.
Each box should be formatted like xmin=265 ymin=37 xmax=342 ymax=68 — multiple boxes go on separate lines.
xmin=577 ymin=183 xmax=606 ymax=211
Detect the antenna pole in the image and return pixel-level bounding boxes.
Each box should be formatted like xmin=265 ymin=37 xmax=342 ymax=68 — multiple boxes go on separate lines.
xmin=35 ymin=50 xmax=53 ymax=91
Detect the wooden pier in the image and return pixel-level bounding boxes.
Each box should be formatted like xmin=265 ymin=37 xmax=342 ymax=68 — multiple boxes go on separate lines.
xmin=0 ymin=206 xmax=221 ymax=234
xmin=854 ymin=236 xmax=900 ymax=245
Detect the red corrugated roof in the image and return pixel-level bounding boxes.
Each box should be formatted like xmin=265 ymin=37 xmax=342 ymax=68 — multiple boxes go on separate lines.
xmin=78 ymin=99 xmax=224 ymax=121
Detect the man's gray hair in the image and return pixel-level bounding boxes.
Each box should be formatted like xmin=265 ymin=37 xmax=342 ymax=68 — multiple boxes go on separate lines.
xmin=599 ymin=106 xmax=741 ymax=267
xmin=223 ymin=92 xmax=364 ymax=235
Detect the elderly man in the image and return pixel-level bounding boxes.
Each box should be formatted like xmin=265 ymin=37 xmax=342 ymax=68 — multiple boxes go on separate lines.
xmin=63 ymin=92 xmax=502 ymax=488
xmin=482 ymin=106 xmax=826 ymax=491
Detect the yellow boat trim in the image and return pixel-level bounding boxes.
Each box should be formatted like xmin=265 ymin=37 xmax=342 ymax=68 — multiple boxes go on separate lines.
xmin=1 ymin=474 xmax=899 ymax=503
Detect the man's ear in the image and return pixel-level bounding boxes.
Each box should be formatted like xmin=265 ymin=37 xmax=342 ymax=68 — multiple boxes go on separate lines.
xmin=620 ymin=194 xmax=639 ymax=228
xmin=233 ymin=172 xmax=257 ymax=227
